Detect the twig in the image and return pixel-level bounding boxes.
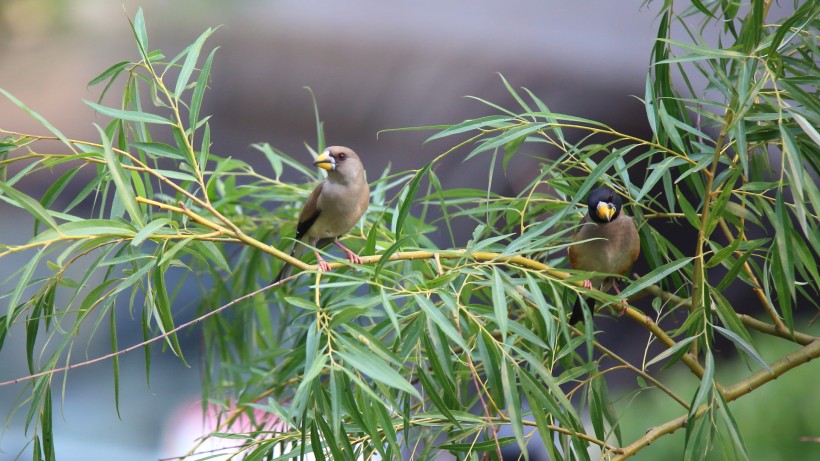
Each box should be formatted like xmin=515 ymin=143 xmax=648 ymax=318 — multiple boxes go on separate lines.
xmin=0 ymin=276 xmax=299 ymax=387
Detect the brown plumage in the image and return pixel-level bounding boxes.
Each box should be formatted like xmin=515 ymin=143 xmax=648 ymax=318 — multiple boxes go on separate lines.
xmin=274 ymin=146 xmax=370 ymax=282
xmin=568 ymin=186 xmax=640 ymax=324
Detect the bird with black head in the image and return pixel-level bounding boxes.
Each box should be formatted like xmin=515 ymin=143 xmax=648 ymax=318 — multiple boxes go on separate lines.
xmin=568 ymin=186 xmax=640 ymax=324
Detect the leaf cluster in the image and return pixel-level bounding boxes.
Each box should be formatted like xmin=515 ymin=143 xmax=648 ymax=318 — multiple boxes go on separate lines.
xmin=0 ymin=3 xmax=817 ymax=460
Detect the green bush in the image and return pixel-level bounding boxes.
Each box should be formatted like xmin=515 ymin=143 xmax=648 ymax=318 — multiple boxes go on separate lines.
xmin=1 ymin=2 xmax=817 ymax=460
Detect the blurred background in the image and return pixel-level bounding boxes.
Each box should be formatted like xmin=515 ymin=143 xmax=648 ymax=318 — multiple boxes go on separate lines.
xmin=1 ymin=1 xmax=814 ymax=460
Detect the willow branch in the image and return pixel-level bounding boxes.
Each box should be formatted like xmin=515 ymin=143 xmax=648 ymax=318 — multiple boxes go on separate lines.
xmin=614 ymin=339 xmax=820 ymax=460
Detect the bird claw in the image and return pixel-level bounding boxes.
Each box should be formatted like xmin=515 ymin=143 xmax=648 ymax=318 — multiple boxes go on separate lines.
xmin=617 ymin=299 xmax=629 ymax=316
xmin=344 ymin=250 xmax=363 ymax=265
xmin=582 ymin=279 xmax=593 ymax=290
xmin=317 ymin=259 xmax=332 ymax=272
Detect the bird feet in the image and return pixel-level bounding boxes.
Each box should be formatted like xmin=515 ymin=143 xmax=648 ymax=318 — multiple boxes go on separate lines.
xmin=611 ymin=279 xmax=629 ymax=315
xmin=334 ymin=240 xmax=363 ymax=265
xmin=342 ymin=248 xmax=363 ymax=265
xmin=582 ymin=279 xmax=593 ymax=290
xmin=314 ymin=252 xmax=333 ymax=272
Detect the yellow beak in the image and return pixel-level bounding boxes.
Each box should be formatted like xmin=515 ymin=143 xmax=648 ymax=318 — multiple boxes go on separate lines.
xmin=596 ymin=201 xmax=616 ymax=222
xmin=313 ymin=151 xmax=335 ymax=171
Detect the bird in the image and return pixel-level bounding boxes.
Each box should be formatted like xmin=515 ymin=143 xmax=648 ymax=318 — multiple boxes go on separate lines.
xmin=273 ymin=146 xmax=370 ymax=283
xmin=568 ymin=186 xmax=640 ymax=324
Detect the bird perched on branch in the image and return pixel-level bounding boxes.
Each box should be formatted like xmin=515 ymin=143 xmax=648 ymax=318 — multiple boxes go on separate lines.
xmin=274 ymin=146 xmax=370 ymax=283
xmin=568 ymin=186 xmax=640 ymax=324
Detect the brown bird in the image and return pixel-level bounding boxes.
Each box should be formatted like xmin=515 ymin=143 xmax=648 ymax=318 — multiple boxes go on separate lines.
xmin=274 ymin=146 xmax=370 ymax=283
xmin=568 ymin=186 xmax=640 ymax=324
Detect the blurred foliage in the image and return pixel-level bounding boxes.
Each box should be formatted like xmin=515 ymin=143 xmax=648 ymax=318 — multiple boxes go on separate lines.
xmin=0 ymin=2 xmax=818 ymax=460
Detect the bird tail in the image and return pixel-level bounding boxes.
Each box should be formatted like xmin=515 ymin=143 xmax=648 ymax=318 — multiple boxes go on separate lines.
xmin=273 ymin=244 xmax=305 ymax=284
xmin=569 ymin=297 xmax=595 ymax=324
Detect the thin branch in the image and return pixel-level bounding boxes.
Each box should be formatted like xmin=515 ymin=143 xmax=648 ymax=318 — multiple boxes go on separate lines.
xmin=0 ymin=276 xmax=297 ymax=387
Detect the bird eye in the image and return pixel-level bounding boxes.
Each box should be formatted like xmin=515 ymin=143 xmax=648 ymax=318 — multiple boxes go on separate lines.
xmin=338 ymin=153 xmax=346 ymax=160
xmin=608 ymin=195 xmax=614 ymax=202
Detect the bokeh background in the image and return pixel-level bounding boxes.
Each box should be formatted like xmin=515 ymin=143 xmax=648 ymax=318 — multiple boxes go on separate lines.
xmin=2 ymin=1 xmax=815 ymax=460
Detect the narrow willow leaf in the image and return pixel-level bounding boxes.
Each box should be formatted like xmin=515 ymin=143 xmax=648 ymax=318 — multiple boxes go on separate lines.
xmin=151 ymin=266 xmax=185 ymax=360
xmin=131 ymin=218 xmax=173 ymax=247
xmin=415 ymin=295 xmax=469 ymax=351
xmin=416 ymin=369 xmax=461 ymax=429
xmin=191 ymin=240 xmax=230 ymax=273
xmin=676 ymin=186 xmax=701 ymax=228
xmin=379 ymin=289 xmax=401 ymax=339
xmin=689 ymin=351 xmax=715 ymax=418
xmin=773 ymin=191 xmax=795 ymax=298
xmin=425 ymin=115 xmax=512 ymax=142
xmin=0 ymin=181 xmax=58 ymax=230
xmin=618 ymin=257 xmax=693 ymax=299
xmin=715 ymin=390 xmax=751 ymax=460
xmin=439 ymin=437 xmax=518 ymax=452
xmin=174 ymin=28 xmax=214 ymax=99
xmin=645 ymin=336 xmax=698 ymax=368
xmin=714 ymin=325 xmax=770 ymax=371
xmin=635 ymin=156 xmax=687 ymax=202
xmin=95 ymin=124 xmax=144 ymax=227
xmin=190 ymin=48 xmax=219 ymax=132
xmin=85 ymin=100 xmax=173 ymax=125
xmin=491 ymin=269 xmax=509 ymax=339
xmin=0 ymin=89 xmax=73 ymax=150
xmin=336 ymin=350 xmax=420 ymax=399
xmin=6 ymin=249 xmax=44 ymax=331
xmin=131 ymin=7 xmax=149 ymax=59
xmin=132 ymin=142 xmax=185 ymax=160
xmin=500 ymin=360 xmax=527 ymax=457
xmin=395 ymin=163 xmax=431 ymax=237
xmin=88 ymin=61 xmax=130 ymax=87
xmin=465 ymin=122 xmax=548 ymax=161
xmin=477 ymin=330 xmax=504 ymax=404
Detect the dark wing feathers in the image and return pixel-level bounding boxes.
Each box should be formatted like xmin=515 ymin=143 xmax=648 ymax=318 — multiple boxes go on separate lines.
xmin=295 ymin=182 xmax=323 ymax=240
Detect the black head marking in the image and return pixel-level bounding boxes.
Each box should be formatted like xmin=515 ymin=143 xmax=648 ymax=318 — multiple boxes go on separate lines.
xmin=586 ymin=186 xmax=622 ymax=223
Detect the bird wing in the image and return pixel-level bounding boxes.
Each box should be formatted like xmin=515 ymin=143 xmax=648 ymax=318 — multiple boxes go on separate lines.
xmin=568 ymin=214 xmax=590 ymax=270
xmin=295 ymin=181 xmax=324 ymax=241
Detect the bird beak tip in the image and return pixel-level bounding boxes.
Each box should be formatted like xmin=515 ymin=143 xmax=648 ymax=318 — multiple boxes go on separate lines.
xmin=596 ymin=202 xmax=616 ymax=221
xmin=313 ymin=151 xmax=335 ymax=171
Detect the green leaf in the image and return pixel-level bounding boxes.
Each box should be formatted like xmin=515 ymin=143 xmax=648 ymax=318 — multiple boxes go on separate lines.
xmin=395 ymin=163 xmax=431 ymax=237
xmin=415 ymin=294 xmax=469 ymax=351
xmin=501 ymin=359 xmax=527 ymax=457
xmin=190 ymin=240 xmax=230 ymax=273
xmin=95 ymin=124 xmax=144 ymax=227
xmin=190 ymin=47 xmax=218 ymax=133
xmin=714 ymin=325 xmax=770 ymax=371
xmin=85 ymin=100 xmax=173 ymax=125
xmin=174 ymin=28 xmax=214 ymax=99
xmin=336 ymin=349 xmax=421 ymax=399
xmin=0 ymin=182 xmax=58 ymax=230
xmin=491 ymin=269 xmax=509 ymax=339
xmin=416 ymin=369 xmax=461 ymax=429
xmin=0 ymin=88 xmax=73 ymax=150
xmin=645 ymin=336 xmax=698 ymax=368
xmin=618 ymin=257 xmax=693 ymax=300
xmin=132 ymin=142 xmax=185 ymax=160
xmin=689 ymin=351 xmax=715 ymax=418
xmin=130 ymin=7 xmax=149 ymax=59
xmin=6 ymin=249 xmax=44 ymax=330
xmin=425 ymin=115 xmax=512 ymax=143
xmin=131 ymin=218 xmax=174 ymax=247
